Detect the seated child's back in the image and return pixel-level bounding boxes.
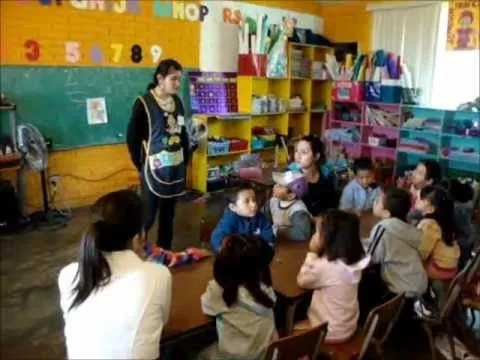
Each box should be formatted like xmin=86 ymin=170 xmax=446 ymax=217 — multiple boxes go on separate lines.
xmin=297 ymin=210 xmax=370 ymax=342
xmin=210 ymin=186 xmax=274 ymax=252
xmin=269 ymin=171 xmax=311 ymax=241
xmin=369 ymin=188 xmax=428 ymax=297
xmin=200 ymin=235 xmax=277 ymax=359
xmin=340 ymin=157 xmax=381 ymax=214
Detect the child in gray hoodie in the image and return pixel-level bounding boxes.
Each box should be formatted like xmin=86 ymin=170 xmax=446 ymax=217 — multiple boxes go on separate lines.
xmin=359 ymin=188 xmax=428 ymax=322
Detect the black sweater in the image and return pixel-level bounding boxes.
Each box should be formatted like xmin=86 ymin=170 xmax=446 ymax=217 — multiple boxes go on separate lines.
xmin=302 ymin=172 xmax=339 ymax=216
xmin=126 ymin=94 xmax=190 ymax=171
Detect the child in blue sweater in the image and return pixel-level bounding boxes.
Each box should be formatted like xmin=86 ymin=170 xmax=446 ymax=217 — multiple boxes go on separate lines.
xmin=210 ymin=186 xmax=274 ymax=253
xmin=340 ymin=157 xmax=381 ymax=215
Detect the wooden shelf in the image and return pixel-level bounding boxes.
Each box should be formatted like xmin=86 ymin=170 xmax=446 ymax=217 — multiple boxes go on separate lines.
xmin=311 ymin=109 xmax=327 ymax=113
xmin=252 ymin=146 xmax=275 ymax=153
xmin=331 ymin=120 xmax=362 ymax=127
xmin=251 ymin=112 xmax=287 ymax=116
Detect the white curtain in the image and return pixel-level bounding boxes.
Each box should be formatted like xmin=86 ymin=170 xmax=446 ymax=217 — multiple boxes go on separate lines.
xmin=371 ymin=2 xmax=442 ymax=105
xmin=431 ymin=2 xmax=480 ymax=110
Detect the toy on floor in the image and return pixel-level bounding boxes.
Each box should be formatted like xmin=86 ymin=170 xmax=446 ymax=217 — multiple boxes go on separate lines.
xmin=144 ymin=243 xmax=211 ymax=268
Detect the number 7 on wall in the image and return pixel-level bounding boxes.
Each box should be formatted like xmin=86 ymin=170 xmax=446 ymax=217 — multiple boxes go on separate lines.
xmin=110 ymin=43 xmax=123 ymax=63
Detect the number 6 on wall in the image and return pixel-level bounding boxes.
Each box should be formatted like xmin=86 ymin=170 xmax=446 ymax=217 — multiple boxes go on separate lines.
xmin=65 ymin=41 xmax=81 ymax=64
xmin=110 ymin=43 xmax=123 ymax=63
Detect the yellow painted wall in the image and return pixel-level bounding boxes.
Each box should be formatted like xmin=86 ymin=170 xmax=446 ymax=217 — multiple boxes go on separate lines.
xmin=320 ymin=1 xmax=372 ymax=52
xmin=0 ymin=0 xmax=328 ymax=211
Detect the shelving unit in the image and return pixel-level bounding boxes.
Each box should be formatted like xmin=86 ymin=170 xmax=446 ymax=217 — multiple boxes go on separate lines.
xmin=190 ymin=43 xmax=334 ymax=193
xmin=326 ymin=100 xmax=480 ymax=180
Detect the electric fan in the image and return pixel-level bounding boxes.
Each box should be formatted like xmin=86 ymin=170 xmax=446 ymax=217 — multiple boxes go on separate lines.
xmin=17 ymin=124 xmax=68 ymax=225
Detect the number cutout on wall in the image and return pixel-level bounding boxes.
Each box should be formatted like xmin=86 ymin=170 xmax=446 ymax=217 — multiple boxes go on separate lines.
xmin=150 ymin=45 xmax=162 ymax=64
xmin=65 ymin=41 xmax=81 ymax=64
xmin=24 ymin=39 xmax=40 ymax=61
xmin=131 ymin=44 xmax=143 ymax=63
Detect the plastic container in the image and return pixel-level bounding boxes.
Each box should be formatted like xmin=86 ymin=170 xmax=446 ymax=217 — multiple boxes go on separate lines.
xmin=229 ymin=138 xmax=248 ymax=152
xmin=381 ymin=85 xmax=402 ymax=104
xmin=238 ymin=54 xmax=267 ymax=76
xmin=365 ymin=82 xmax=381 ymax=102
xmin=332 ymin=81 xmax=364 ymax=102
xmin=252 ymin=137 xmax=265 ymax=151
xmin=208 ymin=140 xmax=230 ymax=156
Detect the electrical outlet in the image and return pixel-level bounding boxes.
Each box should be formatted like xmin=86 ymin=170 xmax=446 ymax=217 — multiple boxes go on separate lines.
xmin=49 ymin=175 xmax=62 ymax=188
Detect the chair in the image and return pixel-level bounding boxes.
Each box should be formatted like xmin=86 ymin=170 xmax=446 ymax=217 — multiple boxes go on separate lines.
xmin=461 ymin=245 xmax=480 ymax=329
xmin=422 ymin=265 xmax=470 ymax=360
xmin=264 ymin=322 xmax=328 ymax=360
xmin=323 ymin=293 xmax=406 ymax=360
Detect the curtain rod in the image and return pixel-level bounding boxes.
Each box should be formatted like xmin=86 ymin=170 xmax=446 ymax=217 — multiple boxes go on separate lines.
xmin=367 ymin=1 xmax=443 ymax=12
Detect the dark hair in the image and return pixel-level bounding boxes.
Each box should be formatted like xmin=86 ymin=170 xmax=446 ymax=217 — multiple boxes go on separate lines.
xmin=443 ymin=178 xmax=474 ymax=204
xmin=70 ymin=190 xmax=143 ymax=310
xmin=318 ymin=209 xmax=365 ymax=265
xmin=298 ymin=135 xmax=326 ymax=165
xmin=419 ymin=159 xmax=442 ymax=184
xmin=420 ymin=185 xmax=455 ymax=246
xmin=213 ymin=235 xmax=274 ymax=309
xmin=353 ymin=157 xmax=374 ymax=174
xmin=228 ymin=186 xmax=256 ymax=205
xmin=147 ymin=59 xmax=183 ymax=90
xmin=383 ymin=187 xmax=411 ymax=221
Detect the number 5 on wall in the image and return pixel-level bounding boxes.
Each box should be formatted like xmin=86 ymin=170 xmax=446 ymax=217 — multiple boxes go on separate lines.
xmin=65 ymin=41 xmax=81 ymax=64
xmin=110 ymin=43 xmax=123 ymax=63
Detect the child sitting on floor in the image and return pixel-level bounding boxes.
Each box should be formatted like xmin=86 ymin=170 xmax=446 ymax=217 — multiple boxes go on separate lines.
xmin=359 ymin=188 xmax=428 ymax=322
xmin=296 ymin=210 xmax=370 ymax=343
xmin=267 ymin=170 xmax=311 ymax=241
xmin=210 ymin=186 xmax=274 ymax=253
xmin=415 ymin=186 xmax=460 ymax=280
xmin=199 ymin=235 xmax=277 ymax=360
xmin=339 ymin=157 xmax=381 ymax=215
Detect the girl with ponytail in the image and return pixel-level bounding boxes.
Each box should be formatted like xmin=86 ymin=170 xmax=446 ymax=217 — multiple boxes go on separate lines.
xmin=198 ymin=235 xmax=277 ymax=359
xmin=58 ymin=190 xmax=172 ymax=359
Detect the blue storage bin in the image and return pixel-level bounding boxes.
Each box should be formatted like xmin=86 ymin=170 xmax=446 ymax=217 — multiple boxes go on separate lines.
xmin=381 ymin=85 xmax=402 ymax=104
xmin=251 ymin=137 xmax=265 ymax=151
xmin=208 ymin=140 xmax=230 ymax=156
xmin=365 ymin=82 xmax=381 ymax=102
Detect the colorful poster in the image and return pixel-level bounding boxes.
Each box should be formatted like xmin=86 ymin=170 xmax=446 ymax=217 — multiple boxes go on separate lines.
xmin=447 ymin=0 xmax=480 ymax=50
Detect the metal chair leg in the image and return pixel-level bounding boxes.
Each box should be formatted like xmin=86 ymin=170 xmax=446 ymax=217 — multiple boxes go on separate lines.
xmin=422 ymin=323 xmax=437 ymax=360
xmin=445 ymin=320 xmax=457 ymax=360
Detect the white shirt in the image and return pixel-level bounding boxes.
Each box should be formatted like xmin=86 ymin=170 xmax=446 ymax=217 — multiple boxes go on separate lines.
xmin=58 ymin=250 xmax=171 ymax=359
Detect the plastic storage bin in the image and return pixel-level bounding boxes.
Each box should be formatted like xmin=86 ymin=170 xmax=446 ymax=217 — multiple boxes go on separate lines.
xmin=332 ymin=81 xmax=364 ymax=102
xmin=208 ymin=140 xmax=230 ymax=156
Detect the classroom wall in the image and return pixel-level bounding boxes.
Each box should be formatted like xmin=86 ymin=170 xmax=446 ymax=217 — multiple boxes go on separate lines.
xmin=0 ymin=0 xmax=325 ymax=212
xmin=320 ymin=1 xmax=372 ymax=52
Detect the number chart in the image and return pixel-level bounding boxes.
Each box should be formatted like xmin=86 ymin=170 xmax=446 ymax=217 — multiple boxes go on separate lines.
xmin=1 ymin=0 xmax=199 ymax=68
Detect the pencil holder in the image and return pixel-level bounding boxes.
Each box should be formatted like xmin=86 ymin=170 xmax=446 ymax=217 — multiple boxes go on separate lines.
xmin=238 ymin=54 xmax=267 ymax=76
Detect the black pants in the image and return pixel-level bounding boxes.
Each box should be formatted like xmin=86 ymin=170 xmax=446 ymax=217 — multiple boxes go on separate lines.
xmin=141 ymin=176 xmax=177 ymax=250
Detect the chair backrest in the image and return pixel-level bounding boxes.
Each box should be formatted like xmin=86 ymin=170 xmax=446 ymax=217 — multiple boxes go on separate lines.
xmin=465 ymin=245 xmax=480 ymax=286
xmin=263 ymin=322 xmax=328 ymax=360
xmin=359 ymin=293 xmax=406 ymax=359
xmin=440 ymin=264 xmax=469 ymax=319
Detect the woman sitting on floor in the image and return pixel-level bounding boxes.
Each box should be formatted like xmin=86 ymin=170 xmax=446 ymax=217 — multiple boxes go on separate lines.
xmin=58 ymin=190 xmax=172 ymax=359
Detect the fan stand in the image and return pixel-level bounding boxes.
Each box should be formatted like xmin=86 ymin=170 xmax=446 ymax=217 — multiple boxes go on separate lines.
xmin=28 ymin=169 xmax=70 ymax=228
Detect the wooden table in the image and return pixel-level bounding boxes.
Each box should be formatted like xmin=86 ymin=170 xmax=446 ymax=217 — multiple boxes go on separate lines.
xmin=163 ymin=213 xmax=380 ymax=342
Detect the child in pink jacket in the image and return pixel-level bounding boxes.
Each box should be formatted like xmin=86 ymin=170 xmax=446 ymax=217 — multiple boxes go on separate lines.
xmin=296 ymin=210 xmax=370 ymax=343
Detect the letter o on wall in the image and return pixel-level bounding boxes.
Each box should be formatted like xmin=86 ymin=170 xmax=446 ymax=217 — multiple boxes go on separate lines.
xmin=185 ymin=3 xmax=199 ymax=21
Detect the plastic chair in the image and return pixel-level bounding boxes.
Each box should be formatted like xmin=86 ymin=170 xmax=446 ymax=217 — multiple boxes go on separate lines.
xmin=422 ymin=265 xmax=470 ymax=360
xmin=323 ymin=293 xmax=406 ymax=360
xmin=263 ymin=322 xmax=328 ymax=360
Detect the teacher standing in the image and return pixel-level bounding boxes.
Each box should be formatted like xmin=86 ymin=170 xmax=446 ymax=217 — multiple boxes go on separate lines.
xmin=127 ymin=59 xmax=190 ymax=249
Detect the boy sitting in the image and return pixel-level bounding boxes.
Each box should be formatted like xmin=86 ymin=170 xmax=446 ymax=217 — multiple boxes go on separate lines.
xmin=267 ymin=171 xmax=311 ymax=241
xmin=210 ymin=186 xmax=274 ymax=253
xmin=340 ymin=157 xmax=381 ymax=215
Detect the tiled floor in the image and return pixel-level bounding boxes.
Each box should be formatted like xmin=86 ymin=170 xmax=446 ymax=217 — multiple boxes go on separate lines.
xmin=1 ymin=190 xmax=478 ymax=359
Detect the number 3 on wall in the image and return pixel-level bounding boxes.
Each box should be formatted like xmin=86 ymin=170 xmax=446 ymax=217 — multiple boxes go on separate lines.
xmin=24 ymin=40 xmax=40 ymax=61
xmin=65 ymin=41 xmax=81 ymax=64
